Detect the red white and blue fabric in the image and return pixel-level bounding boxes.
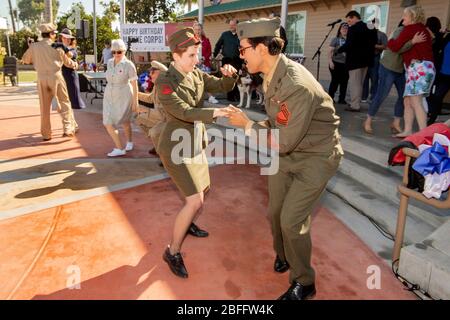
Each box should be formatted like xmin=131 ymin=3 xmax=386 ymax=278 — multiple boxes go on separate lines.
xmin=412 ymin=133 xmax=450 ymax=199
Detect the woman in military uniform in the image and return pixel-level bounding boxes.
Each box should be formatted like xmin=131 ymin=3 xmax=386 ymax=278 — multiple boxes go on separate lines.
xmin=156 ymin=27 xmax=237 ymax=278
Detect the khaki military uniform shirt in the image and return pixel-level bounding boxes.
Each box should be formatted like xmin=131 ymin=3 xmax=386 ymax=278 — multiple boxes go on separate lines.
xmin=252 ymin=54 xmax=343 ymax=156
xmin=155 ymin=63 xmax=237 ymax=197
xmin=22 ymin=39 xmax=77 ymax=79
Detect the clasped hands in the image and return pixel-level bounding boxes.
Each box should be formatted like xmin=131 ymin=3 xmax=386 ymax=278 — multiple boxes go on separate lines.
xmin=213 ymin=105 xmax=251 ymax=128
xmin=220 ymin=64 xmax=237 ymax=77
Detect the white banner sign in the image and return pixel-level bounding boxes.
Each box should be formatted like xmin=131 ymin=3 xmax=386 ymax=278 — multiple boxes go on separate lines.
xmin=121 ymin=23 xmax=167 ymax=52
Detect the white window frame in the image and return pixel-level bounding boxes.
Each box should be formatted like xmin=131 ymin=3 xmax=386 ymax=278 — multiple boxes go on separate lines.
xmin=285 ymin=10 xmax=307 ymax=55
xmin=352 ymin=1 xmax=390 ymax=33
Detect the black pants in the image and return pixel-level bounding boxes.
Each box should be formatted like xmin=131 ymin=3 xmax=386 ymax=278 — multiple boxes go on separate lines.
xmin=427 ymin=73 xmax=450 ymax=125
xmin=328 ymin=61 xmax=349 ymax=103
xmin=222 ymin=56 xmax=242 ymax=102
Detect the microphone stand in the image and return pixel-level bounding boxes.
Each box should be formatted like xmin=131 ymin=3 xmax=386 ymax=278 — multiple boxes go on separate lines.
xmin=312 ymin=23 xmax=337 ymax=81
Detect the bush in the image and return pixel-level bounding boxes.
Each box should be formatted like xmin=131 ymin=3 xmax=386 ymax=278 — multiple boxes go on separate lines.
xmin=0 ymin=29 xmax=38 ymax=59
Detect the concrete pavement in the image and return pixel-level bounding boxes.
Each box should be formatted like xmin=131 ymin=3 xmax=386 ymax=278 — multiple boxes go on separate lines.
xmin=0 ymin=83 xmax=415 ymax=300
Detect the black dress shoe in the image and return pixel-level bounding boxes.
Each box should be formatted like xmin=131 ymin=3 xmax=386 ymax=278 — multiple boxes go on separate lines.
xmin=187 ymin=223 xmax=209 ymax=237
xmin=274 ymin=256 xmax=289 ymax=273
xmin=278 ymin=282 xmax=316 ymax=300
xmin=148 ymin=147 xmax=158 ymax=155
xmin=344 ymin=107 xmax=361 ymax=112
xmin=163 ymin=247 xmax=188 ymax=278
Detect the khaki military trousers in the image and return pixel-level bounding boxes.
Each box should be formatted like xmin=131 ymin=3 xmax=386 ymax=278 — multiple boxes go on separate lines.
xmin=348 ymin=67 xmax=368 ymax=111
xmin=268 ymin=150 xmax=342 ymax=285
xmin=37 ymin=75 xmax=77 ymax=139
xmin=136 ymin=108 xmax=165 ymax=152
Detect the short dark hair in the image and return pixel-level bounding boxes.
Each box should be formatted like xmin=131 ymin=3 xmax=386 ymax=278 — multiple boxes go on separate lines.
xmin=345 ymin=10 xmax=361 ymax=20
xmin=336 ymin=22 xmax=349 ymax=37
xmin=41 ymin=32 xmax=51 ymax=38
xmin=247 ymin=36 xmax=285 ymax=56
xmin=426 ymin=16 xmax=441 ymax=35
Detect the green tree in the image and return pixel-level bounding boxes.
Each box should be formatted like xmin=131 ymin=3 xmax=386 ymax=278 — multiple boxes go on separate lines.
xmin=126 ymin=0 xmax=177 ymax=23
xmin=0 ymin=29 xmax=38 ymax=58
xmin=179 ymin=0 xmax=198 ymax=13
xmin=56 ymin=1 xmax=120 ymax=62
xmin=17 ymin=0 xmax=59 ymax=31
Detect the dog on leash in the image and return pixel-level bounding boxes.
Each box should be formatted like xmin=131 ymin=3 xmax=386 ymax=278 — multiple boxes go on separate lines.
xmin=237 ymin=65 xmax=264 ymax=109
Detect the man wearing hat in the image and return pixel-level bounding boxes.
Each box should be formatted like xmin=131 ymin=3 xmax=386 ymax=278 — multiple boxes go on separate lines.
xmin=136 ymin=60 xmax=168 ymax=156
xmin=228 ymin=17 xmax=343 ymax=300
xmin=21 ymin=23 xmax=79 ymax=140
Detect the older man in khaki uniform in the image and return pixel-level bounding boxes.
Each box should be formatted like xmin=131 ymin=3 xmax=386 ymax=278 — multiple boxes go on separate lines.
xmin=136 ymin=60 xmax=168 ymax=156
xmin=21 ymin=23 xmax=78 ymax=141
xmin=229 ymin=18 xmax=344 ymax=300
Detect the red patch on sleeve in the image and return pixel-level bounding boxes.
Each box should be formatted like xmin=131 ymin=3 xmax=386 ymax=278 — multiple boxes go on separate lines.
xmin=161 ymin=84 xmax=173 ymax=95
xmin=276 ymin=103 xmax=291 ymax=126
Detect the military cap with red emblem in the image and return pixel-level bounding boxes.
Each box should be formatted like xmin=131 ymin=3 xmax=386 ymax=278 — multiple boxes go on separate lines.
xmin=168 ymin=27 xmax=201 ymax=52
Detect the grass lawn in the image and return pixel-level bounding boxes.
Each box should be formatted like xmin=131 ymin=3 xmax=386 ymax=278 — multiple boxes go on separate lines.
xmin=0 ymin=70 xmax=37 ymax=85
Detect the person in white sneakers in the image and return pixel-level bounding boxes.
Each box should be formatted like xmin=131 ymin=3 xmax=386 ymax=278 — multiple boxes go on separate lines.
xmin=102 ymin=39 xmax=138 ymax=157
xmin=208 ymin=94 xmax=219 ymax=104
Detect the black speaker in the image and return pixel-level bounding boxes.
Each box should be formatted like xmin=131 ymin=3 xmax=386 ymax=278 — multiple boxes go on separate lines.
xmin=76 ymin=20 xmax=89 ymax=39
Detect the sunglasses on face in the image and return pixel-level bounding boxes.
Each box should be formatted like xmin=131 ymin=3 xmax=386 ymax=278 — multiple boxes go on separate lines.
xmin=112 ymin=50 xmax=123 ymax=54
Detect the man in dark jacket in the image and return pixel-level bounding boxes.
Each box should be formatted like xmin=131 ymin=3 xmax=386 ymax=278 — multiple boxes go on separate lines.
xmin=338 ymin=10 xmax=377 ymax=111
xmin=214 ymin=19 xmax=242 ymax=101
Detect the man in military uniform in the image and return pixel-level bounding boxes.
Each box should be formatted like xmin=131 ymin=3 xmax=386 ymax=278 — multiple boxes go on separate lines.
xmin=136 ymin=60 xmax=168 ymax=156
xmin=21 ymin=23 xmax=78 ymax=141
xmin=228 ymin=18 xmax=344 ymax=300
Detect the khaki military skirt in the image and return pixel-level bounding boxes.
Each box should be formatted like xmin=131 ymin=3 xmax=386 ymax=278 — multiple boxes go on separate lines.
xmin=159 ymin=150 xmax=210 ymax=197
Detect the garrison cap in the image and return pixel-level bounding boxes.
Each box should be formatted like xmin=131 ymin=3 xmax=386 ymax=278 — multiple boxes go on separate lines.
xmin=151 ymin=60 xmax=168 ymax=72
xmin=237 ymin=17 xmax=281 ymax=39
xmin=168 ymin=27 xmax=201 ymax=52
xmin=39 ymin=23 xmax=58 ymax=33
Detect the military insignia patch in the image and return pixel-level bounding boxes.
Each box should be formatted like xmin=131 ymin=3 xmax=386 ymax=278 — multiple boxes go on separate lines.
xmin=276 ymin=102 xmax=291 ymax=126
xmin=161 ymin=84 xmax=173 ymax=95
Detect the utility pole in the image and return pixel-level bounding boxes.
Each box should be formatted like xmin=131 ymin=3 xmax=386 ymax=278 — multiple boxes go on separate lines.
xmin=120 ymin=0 xmax=126 ymax=25
xmin=44 ymin=0 xmax=53 ymax=23
xmin=281 ymin=0 xmax=288 ymax=28
xmin=7 ymin=0 xmax=16 ymax=33
xmin=93 ymin=0 xmax=97 ymax=65
xmin=198 ymin=0 xmax=204 ymax=25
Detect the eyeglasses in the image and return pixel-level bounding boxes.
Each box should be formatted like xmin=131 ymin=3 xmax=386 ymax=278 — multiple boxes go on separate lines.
xmin=112 ymin=50 xmax=123 ymax=55
xmin=239 ymin=46 xmax=253 ymax=56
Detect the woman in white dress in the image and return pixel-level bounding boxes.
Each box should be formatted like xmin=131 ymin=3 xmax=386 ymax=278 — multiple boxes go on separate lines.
xmin=103 ymin=39 xmax=138 ymax=157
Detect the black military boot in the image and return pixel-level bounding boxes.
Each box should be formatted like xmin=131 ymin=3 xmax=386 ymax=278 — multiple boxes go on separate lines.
xmin=163 ymin=247 xmax=188 ymax=278
xmin=278 ymin=282 xmax=316 ymax=300
xmin=187 ymin=222 xmax=209 ymax=237
xmin=274 ymin=255 xmax=289 ymax=273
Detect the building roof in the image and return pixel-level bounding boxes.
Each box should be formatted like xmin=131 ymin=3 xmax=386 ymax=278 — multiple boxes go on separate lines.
xmin=180 ymin=0 xmax=315 ymax=19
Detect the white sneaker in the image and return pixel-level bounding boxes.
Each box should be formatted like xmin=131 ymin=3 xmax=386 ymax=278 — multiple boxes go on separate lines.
xmin=125 ymin=141 xmax=134 ymax=151
xmin=208 ymin=96 xmax=219 ymax=104
xmin=107 ymin=148 xmax=126 ymax=157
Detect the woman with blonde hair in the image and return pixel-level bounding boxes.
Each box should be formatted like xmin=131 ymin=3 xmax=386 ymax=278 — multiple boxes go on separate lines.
xmin=387 ymin=5 xmax=435 ymax=137
xmin=156 ymin=28 xmax=237 ymax=278
xmin=102 ymin=39 xmax=139 ymax=156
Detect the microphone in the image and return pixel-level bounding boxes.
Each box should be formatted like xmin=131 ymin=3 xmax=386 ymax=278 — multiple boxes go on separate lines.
xmin=327 ymin=19 xmax=342 ymax=27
